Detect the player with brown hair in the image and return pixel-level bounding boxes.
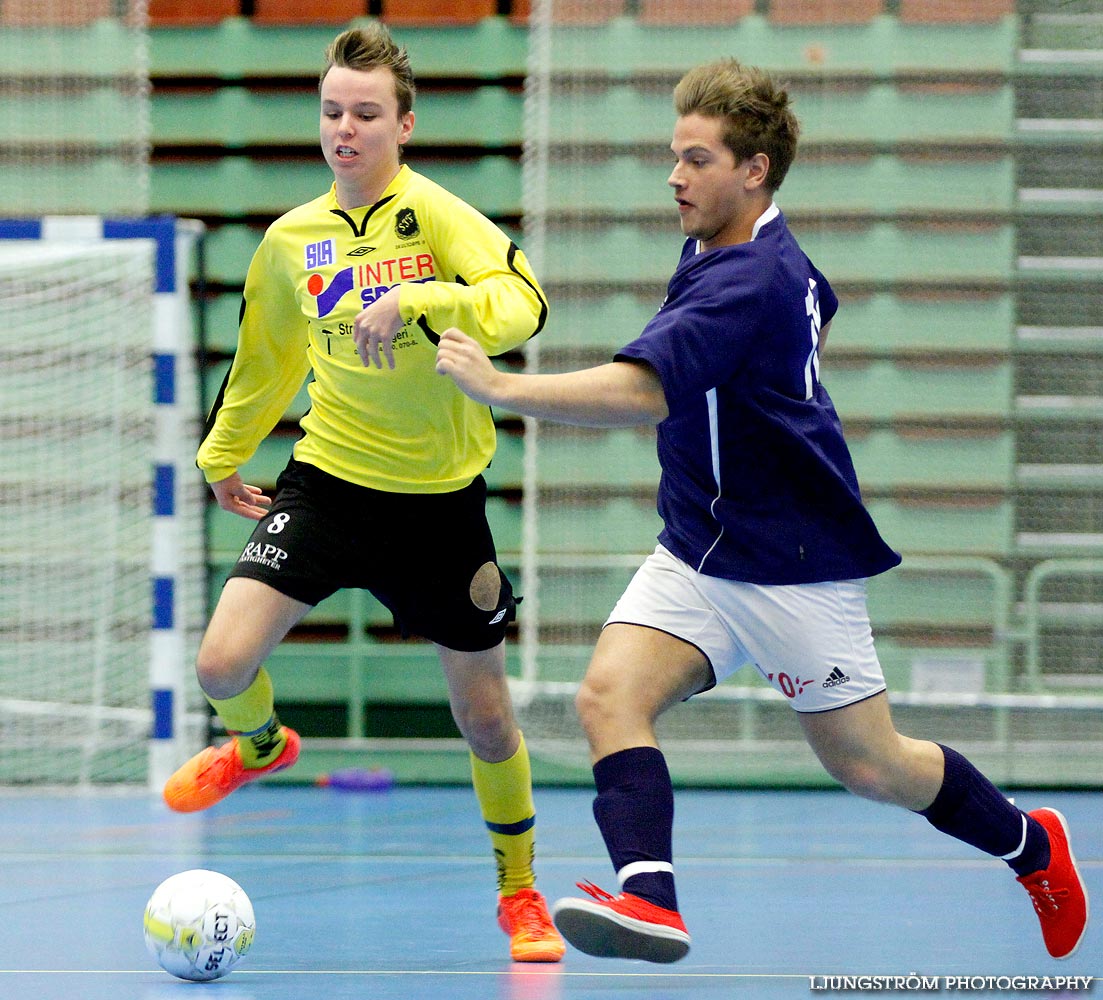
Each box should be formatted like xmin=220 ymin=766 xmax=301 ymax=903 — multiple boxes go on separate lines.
xmin=163 ymin=21 xmax=564 ymax=964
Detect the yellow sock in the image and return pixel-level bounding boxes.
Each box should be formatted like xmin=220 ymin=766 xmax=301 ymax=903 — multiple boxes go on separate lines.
xmin=470 ymin=732 xmax=537 ymax=896
xmin=207 ymin=667 xmax=287 ymax=769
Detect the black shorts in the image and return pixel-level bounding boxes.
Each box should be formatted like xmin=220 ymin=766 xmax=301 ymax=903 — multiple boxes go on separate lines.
xmin=226 ymin=458 xmax=517 ymax=652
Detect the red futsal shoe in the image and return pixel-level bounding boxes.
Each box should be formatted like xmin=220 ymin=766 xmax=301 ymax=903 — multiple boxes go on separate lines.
xmin=163 ymin=727 xmax=301 ymax=813
xmin=552 ymin=881 xmax=690 ymax=963
xmin=497 ymin=888 xmax=566 ymax=963
xmin=1017 ymin=808 xmax=1089 ymax=959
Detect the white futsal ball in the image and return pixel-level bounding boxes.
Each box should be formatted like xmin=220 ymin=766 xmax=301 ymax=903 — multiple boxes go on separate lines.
xmin=143 ymin=869 xmax=256 ymax=981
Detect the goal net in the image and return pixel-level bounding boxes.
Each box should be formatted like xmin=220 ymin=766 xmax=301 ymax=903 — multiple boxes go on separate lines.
xmin=0 ymin=0 xmax=151 ymax=217
xmin=0 ymin=224 xmax=205 ymax=787
xmin=516 ymin=0 xmax=1103 ymax=788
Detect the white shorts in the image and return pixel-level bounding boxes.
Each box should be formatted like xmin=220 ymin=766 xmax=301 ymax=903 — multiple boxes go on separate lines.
xmin=604 ymin=545 xmax=887 ymax=713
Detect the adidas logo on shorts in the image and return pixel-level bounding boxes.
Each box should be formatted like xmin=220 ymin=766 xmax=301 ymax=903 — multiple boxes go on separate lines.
xmin=822 ymin=666 xmax=851 ymax=689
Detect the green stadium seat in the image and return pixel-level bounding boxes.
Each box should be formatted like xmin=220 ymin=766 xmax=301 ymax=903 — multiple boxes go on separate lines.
xmin=415 ymin=153 xmax=524 ymax=215
xmin=152 ymin=87 xmax=317 ymax=146
xmin=794 ymin=81 xmax=1013 ymax=143
xmin=534 ymin=427 xmax=660 ymax=490
xmin=535 ymin=290 xmax=663 ymax=355
xmin=543 ymin=80 xmax=1013 ymax=147
xmin=892 ymin=17 xmax=1016 ymax=74
xmin=781 ymin=152 xmax=1015 ymax=214
xmin=527 ymin=565 xmax=639 ymax=627
xmin=200 ymin=223 xmax=266 ymax=285
xmin=148 ymin=84 xmax=520 ymax=151
xmin=825 ymin=357 xmax=1012 ymax=421
xmin=848 ymin=426 xmax=1014 ymax=492
xmin=795 ymin=221 xmax=1014 ymax=284
xmin=3 ymin=162 xmax=140 ymax=214
xmin=544 ymin=153 xmax=669 ymax=213
xmin=408 ymin=87 xmax=523 ymax=146
xmin=540 ymin=222 xmax=684 ymax=284
xmin=149 ymin=17 xmax=528 ymax=79
xmin=198 ymin=293 xmax=245 ymax=354
xmin=485 ymin=495 xmax=660 ymax=556
xmin=540 ymin=219 xmax=1014 ymax=286
xmin=827 ymin=292 xmax=1014 ymax=356
xmin=544 ymin=150 xmax=1014 ymax=217
xmin=265 ymin=641 xmax=452 ymax=707
xmin=151 ymin=157 xmax=329 ymax=216
xmin=150 ymin=155 xmax=520 ymax=217
xmin=536 ymin=14 xmax=1014 ymax=77
xmin=866 ymin=557 xmax=1010 ymax=634
xmin=874 ymin=638 xmax=1011 ymax=697
xmin=2 ymin=18 xmax=141 ymax=74
xmin=2 ymin=87 xmax=136 ymax=145
xmin=866 ymin=496 xmax=1014 ymax=557
xmin=534 ymin=290 xmax=1014 ymax=359
xmin=483 ymin=430 xmax=523 ymax=490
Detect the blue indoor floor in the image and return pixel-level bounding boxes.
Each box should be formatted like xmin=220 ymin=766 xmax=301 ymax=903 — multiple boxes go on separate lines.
xmin=1 ymin=784 xmax=1098 ymax=1000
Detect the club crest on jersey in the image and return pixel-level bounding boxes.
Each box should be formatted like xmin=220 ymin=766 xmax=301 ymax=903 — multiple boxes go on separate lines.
xmin=395 ymin=207 xmax=420 ymax=240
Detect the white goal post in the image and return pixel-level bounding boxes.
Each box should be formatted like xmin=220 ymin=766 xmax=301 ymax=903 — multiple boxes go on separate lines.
xmin=0 ymin=216 xmax=205 ymax=790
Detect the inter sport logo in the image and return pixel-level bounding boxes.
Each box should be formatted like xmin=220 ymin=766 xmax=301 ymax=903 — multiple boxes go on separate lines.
xmin=307 ymin=267 xmax=355 ymax=318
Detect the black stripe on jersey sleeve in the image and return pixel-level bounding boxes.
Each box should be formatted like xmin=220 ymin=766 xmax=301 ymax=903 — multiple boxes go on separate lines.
xmin=198 ymin=366 xmax=232 ymax=464
xmin=507 ymin=242 xmax=547 ymax=338
xmin=415 ymin=241 xmax=547 ymax=347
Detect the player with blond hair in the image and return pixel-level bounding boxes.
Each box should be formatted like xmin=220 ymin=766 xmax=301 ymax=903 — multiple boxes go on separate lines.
xmin=436 ymin=57 xmax=1088 ymax=964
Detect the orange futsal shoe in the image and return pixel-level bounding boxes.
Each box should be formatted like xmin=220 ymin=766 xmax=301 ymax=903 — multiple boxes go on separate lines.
xmin=163 ymin=727 xmax=301 ymax=813
xmin=1017 ymin=808 xmax=1089 ymax=959
xmin=552 ymin=881 xmax=690 ymax=963
xmin=497 ymin=888 xmax=566 ymax=963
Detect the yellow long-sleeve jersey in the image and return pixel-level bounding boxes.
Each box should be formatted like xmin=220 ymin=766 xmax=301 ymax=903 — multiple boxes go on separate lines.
xmin=198 ymin=164 xmax=547 ymax=493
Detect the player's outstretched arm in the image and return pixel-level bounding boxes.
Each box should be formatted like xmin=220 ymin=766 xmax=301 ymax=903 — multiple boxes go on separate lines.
xmin=435 ymin=327 xmax=668 ymax=428
xmin=210 ymin=472 xmax=273 ymax=521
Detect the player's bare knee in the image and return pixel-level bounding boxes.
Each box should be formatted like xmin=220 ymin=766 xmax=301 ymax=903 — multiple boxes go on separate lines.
xmin=194 ymin=646 xmax=256 ymax=701
xmin=825 ymin=757 xmax=895 ymax=804
xmin=575 ymin=675 xmax=619 ymax=732
xmin=453 ymin=701 xmax=514 ymax=759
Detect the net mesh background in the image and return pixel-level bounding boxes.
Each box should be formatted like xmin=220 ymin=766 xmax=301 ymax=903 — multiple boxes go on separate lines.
xmin=514 ymin=0 xmax=1103 ymax=785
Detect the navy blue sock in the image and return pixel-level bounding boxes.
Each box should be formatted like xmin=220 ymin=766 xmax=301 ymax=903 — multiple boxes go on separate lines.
xmin=591 ymin=746 xmax=678 ymax=911
xmin=918 ymin=744 xmax=1050 ymax=876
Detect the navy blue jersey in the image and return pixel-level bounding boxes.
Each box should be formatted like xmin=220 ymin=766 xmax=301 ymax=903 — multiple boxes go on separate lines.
xmin=616 ymin=206 xmax=901 ymax=585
